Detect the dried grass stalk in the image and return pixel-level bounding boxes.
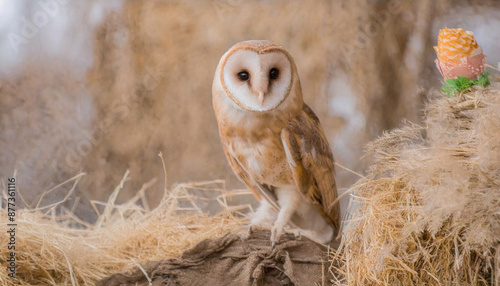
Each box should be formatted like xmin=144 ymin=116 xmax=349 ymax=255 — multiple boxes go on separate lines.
xmin=333 ymin=86 xmax=500 ymax=285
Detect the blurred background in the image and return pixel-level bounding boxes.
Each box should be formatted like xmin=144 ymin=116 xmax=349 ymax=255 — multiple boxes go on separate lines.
xmin=1 ymin=0 xmax=499 ymax=221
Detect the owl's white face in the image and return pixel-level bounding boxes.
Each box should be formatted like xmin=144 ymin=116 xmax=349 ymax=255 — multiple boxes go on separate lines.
xmin=221 ymin=49 xmax=293 ymax=112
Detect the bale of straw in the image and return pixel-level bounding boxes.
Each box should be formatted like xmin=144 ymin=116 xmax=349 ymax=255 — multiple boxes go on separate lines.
xmin=333 ymin=86 xmax=500 ymax=285
xmin=0 ymin=174 xmax=249 ymax=286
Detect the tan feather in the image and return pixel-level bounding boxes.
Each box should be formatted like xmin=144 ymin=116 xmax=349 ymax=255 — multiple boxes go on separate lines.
xmin=220 ymin=142 xmax=263 ymax=201
xmin=281 ymin=104 xmax=340 ymax=233
xmin=220 ymin=138 xmax=281 ymax=212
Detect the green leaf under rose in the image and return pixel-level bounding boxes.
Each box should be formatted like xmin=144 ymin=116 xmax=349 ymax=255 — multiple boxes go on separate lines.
xmin=441 ymin=72 xmax=491 ymax=97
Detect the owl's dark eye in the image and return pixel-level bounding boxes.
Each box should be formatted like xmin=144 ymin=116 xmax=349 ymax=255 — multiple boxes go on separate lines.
xmin=237 ymin=71 xmax=249 ymax=81
xmin=269 ymin=68 xmax=279 ymax=80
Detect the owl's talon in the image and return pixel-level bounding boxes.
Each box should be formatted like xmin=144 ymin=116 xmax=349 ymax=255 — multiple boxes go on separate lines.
xmin=294 ymin=230 xmax=303 ymax=241
xmin=240 ymin=225 xmax=253 ymax=240
xmin=270 ymin=224 xmax=284 ymax=249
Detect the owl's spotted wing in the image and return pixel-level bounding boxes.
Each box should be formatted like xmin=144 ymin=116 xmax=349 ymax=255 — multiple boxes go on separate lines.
xmin=280 ymin=104 xmax=340 ymax=233
xmin=221 ymin=143 xmax=280 ymax=211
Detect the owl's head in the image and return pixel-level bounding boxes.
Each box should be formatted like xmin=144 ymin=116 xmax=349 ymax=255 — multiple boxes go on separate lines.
xmin=213 ymin=40 xmax=299 ymax=112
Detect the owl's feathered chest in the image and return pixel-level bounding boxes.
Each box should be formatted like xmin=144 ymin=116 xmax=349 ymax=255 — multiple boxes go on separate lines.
xmin=220 ymin=115 xmax=294 ymax=186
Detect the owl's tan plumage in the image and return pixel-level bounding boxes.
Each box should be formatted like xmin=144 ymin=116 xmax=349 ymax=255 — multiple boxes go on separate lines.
xmin=212 ymin=40 xmax=339 ymax=244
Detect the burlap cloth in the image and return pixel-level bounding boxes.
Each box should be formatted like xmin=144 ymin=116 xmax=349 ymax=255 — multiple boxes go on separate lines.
xmin=98 ymin=230 xmax=333 ymax=286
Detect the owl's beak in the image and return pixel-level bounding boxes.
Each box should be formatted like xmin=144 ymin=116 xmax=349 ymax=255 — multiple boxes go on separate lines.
xmin=258 ymin=92 xmax=265 ymax=106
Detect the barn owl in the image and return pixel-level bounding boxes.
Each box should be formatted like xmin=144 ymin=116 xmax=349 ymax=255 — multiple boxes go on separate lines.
xmin=212 ymin=40 xmax=339 ymax=245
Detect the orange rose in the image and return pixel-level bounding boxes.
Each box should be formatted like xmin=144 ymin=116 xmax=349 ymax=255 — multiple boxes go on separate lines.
xmin=434 ymin=28 xmax=486 ymax=79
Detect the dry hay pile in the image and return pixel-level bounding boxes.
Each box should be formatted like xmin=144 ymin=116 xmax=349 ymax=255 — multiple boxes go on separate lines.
xmin=333 ymin=86 xmax=500 ymax=285
xmin=0 ymin=170 xmax=250 ymax=285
